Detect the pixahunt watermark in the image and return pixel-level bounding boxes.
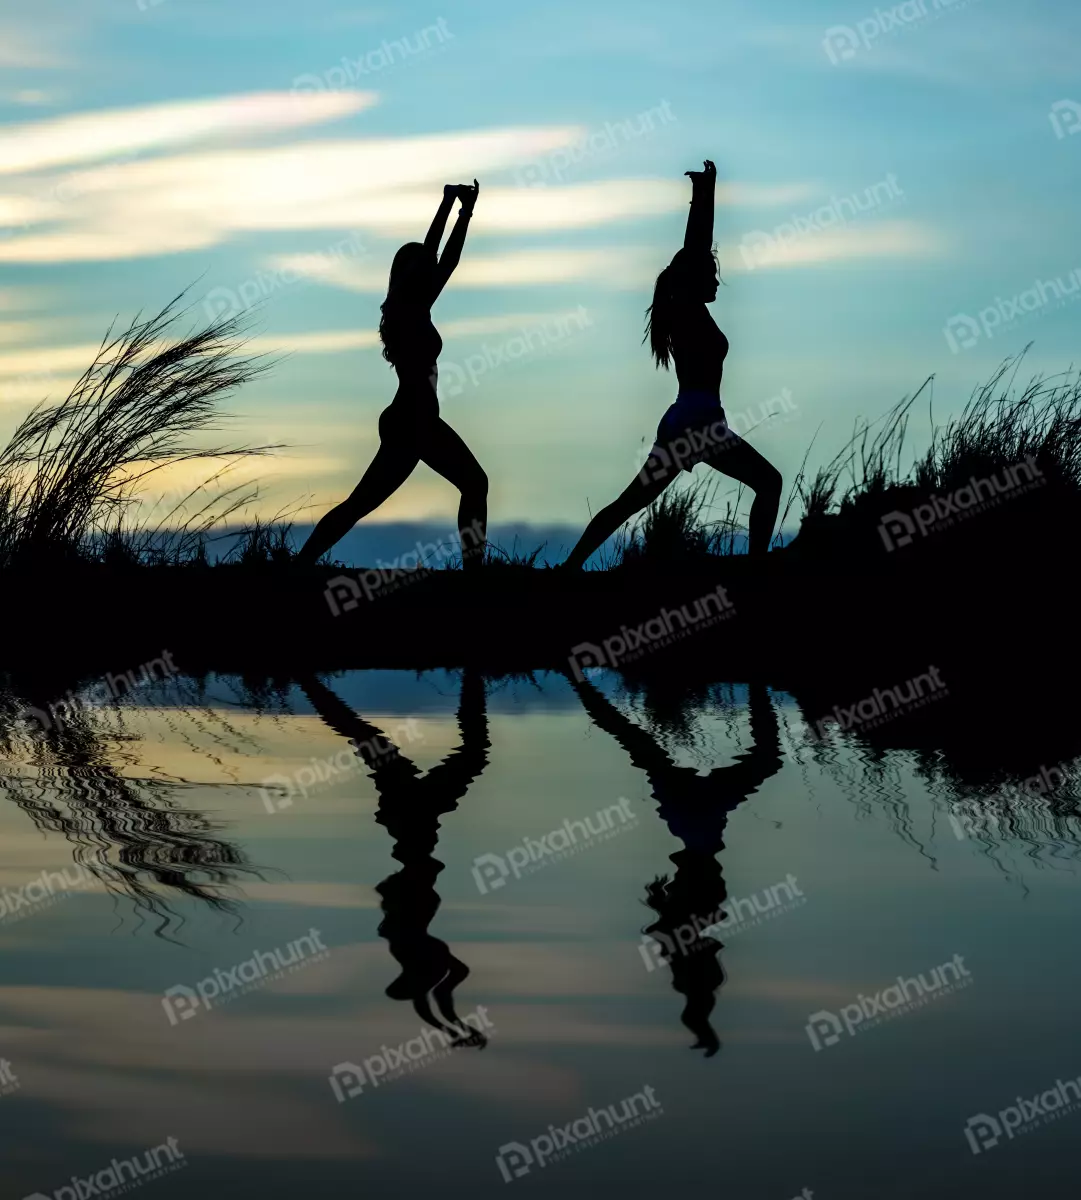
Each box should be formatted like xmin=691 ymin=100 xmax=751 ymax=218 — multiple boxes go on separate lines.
xmin=878 ymin=459 xmax=1044 ymax=551
xmin=161 ymin=929 xmax=329 ymax=1024
xmin=23 ymin=1137 xmax=186 ymax=1200
xmin=514 ymin=100 xmax=676 ymax=187
xmin=944 ymin=271 xmax=1081 ymax=352
xmin=948 ymin=758 xmax=1074 ymax=839
xmin=472 ymin=799 xmax=637 ymax=893
xmin=823 ymin=0 xmax=980 ymax=64
xmin=329 ymin=1004 xmax=494 ymax=1101
xmin=16 ymin=651 xmax=179 ymax=735
xmin=638 ymin=875 xmax=806 ymax=972
xmin=495 ymin=1086 xmax=663 ymax=1182
xmin=202 ymin=232 xmax=365 ymax=321
xmin=740 ymin=175 xmax=904 ymax=269
xmin=0 ymin=1058 xmax=19 ymax=1097
xmin=639 ymin=415 xmax=737 ymax=482
xmin=729 ymin=388 xmax=800 ymax=435
xmin=292 ymin=18 xmax=453 ymax=93
xmin=324 ymin=519 xmax=486 ymax=612
xmin=805 ymin=954 xmax=972 ymax=1050
xmin=634 ymin=390 xmax=799 ymax=478
xmin=965 ymin=1072 xmax=1081 ymax=1155
xmin=0 ymin=863 xmax=102 ymax=925
xmin=1050 ymin=99 xmax=1081 ymax=140
xmin=569 ymin=587 xmax=735 ymax=679
xmin=807 ymin=666 xmax=948 ymax=741
xmin=257 ymin=722 xmax=423 ymax=812
xmin=438 ymin=307 xmax=593 ymax=398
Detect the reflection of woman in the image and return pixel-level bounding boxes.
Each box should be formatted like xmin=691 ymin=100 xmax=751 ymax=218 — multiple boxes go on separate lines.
xmin=566 ymin=674 xmax=782 ymax=1056
xmin=299 ymin=670 xmax=490 ymax=1043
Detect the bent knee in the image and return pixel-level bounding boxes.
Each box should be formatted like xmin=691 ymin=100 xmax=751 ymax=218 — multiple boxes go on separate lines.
xmin=462 ymin=467 xmax=488 ymax=500
xmin=756 ymin=463 xmax=783 ymax=498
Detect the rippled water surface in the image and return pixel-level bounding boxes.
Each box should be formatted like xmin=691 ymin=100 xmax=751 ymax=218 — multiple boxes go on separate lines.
xmin=2 ymin=670 xmax=1079 ymax=1198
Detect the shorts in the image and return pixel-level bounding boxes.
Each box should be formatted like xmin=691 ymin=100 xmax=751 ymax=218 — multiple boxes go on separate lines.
xmin=643 ymin=390 xmax=737 ymax=481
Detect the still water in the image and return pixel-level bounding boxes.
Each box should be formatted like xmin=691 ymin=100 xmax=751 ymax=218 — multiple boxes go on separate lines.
xmin=1 ymin=669 xmax=1079 ymax=1197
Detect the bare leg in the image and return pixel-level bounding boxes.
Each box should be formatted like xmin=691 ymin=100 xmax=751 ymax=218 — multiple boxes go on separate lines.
xmin=418 ymin=418 xmax=488 ymax=570
xmin=704 ymin=434 xmax=782 ymax=557
xmin=564 ymin=457 xmax=672 ymax=569
xmin=298 ymin=443 xmax=419 ymax=565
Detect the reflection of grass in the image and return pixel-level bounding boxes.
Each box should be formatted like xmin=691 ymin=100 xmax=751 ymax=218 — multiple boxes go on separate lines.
xmin=0 ymin=294 xmax=274 ymax=569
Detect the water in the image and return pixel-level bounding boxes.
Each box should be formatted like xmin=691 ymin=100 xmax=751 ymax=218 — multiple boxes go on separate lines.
xmin=1 ymin=669 xmax=1079 ymax=1198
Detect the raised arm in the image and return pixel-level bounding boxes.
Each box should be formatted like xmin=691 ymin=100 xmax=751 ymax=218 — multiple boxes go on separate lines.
xmin=431 ymin=180 xmax=478 ymax=301
xmin=424 ymin=186 xmax=457 ymax=258
xmin=683 ymin=159 xmax=716 ymax=255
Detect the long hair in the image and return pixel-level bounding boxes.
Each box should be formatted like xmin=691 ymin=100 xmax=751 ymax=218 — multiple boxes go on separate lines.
xmin=379 ymin=242 xmax=434 ymax=365
xmin=643 ymin=247 xmax=722 ymax=369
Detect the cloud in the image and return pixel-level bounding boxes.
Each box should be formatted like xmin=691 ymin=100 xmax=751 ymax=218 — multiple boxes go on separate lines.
xmin=0 ymin=91 xmax=817 ymax=264
xmin=0 ymin=24 xmax=66 ymax=69
xmin=725 ymin=219 xmax=944 ymax=271
xmin=0 ymin=91 xmax=375 ymax=177
xmin=245 ymin=311 xmax=597 ymax=355
xmin=274 ymin=245 xmax=658 ymax=292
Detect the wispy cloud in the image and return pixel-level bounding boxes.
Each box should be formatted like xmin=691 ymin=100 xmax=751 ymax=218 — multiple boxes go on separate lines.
xmin=0 ymin=91 xmax=819 ymax=265
xmin=245 ymin=311 xmax=597 ymax=355
xmin=721 ymin=219 xmax=944 ymax=271
xmin=274 ymin=245 xmax=660 ymax=292
xmin=0 ymin=91 xmax=374 ymax=176
xmin=0 ymin=23 xmax=67 ymax=70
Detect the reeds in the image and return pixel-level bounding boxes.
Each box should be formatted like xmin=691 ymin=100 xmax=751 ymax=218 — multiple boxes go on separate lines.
xmin=616 ymin=477 xmax=744 ymax=566
xmin=800 ymin=353 xmax=1081 ymax=531
xmin=0 ymin=293 xmax=275 ymax=568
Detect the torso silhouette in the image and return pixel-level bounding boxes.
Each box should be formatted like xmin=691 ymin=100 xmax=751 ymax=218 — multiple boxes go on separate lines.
xmin=385 ymin=301 xmax=443 ymax=417
xmin=671 ymin=301 xmax=729 ymax=397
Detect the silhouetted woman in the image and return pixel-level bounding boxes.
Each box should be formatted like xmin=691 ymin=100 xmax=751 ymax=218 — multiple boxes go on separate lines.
xmin=299 ymin=670 xmax=490 ymax=1044
xmin=299 ymin=183 xmax=488 ymax=567
xmin=564 ymin=161 xmax=782 ymax=567
xmin=565 ymin=672 xmax=783 ymax=1055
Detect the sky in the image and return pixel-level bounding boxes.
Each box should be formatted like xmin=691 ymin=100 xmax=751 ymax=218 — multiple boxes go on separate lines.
xmin=0 ymin=0 xmax=1078 ymax=536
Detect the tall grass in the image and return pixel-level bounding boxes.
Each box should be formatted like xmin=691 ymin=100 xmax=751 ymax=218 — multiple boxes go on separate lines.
xmin=0 ymin=294 xmax=275 ymax=568
xmin=800 ymin=354 xmax=1081 ymax=532
xmin=615 ymin=478 xmax=745 ymax=567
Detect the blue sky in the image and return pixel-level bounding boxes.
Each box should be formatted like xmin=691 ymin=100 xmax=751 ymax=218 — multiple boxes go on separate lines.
xmin=0 ymin=0 xmax=1078 ymax=532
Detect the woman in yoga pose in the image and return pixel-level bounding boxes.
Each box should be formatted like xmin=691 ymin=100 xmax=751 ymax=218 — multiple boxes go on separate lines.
xmin=298 ymin=182 xmax=488 ymax=567
xmin=564 ymin=161 xmax=782 ymax=568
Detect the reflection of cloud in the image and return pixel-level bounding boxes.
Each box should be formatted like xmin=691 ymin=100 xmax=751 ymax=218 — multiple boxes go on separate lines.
xmin=725 ymin=219 xmax=943 ymax=271
xmin=277 ymin=246 xmax=658 ymax=292
xmin=238 ymin=881 xmax=380 ymax=908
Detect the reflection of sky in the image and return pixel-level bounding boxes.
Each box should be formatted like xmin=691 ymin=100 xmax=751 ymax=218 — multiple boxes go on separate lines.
xmin=2 ymin=670 xmax=1081 ymax=1195
xmin=1 ymin=1 xmax=1079 ymax=530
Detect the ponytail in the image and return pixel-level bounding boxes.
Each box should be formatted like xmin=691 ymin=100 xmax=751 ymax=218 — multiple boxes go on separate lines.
xmin=643 ymin=265 xmax=678 ymax=370
xmin=642 ymin=247 xmax=723 ymax=369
